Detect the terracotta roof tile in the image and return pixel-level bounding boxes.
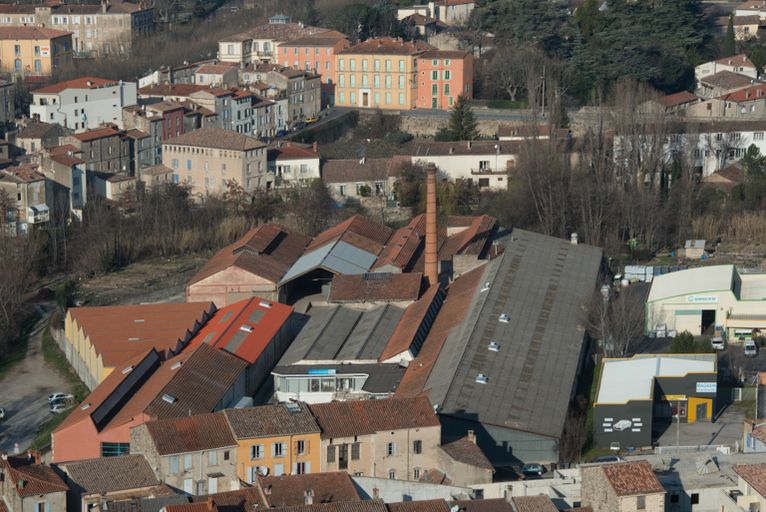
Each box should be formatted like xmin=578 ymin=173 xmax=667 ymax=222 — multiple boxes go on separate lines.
xmin=222 ymin=23 xmax=334 ymax=43
xmin=2 ymin=164 xmax=45 ymax=183
xmin=715 ymin=54 xmax=755 ymax=67
xmin=307 ymin=214 xmax=392 ymax=252
xmin=0 ymin=454 xmax=68 ymax=498
xmin=224 ymin=403 xmax=320 ymax=438
xmin=440 ymin=436 xmax=493 ymax=470
xmin=439 ymin=215 xmax=496 ymax=259
xmin=387 ymin=500 xmax=450 ymax=512
xmin=196 ymin=64 xmax=238 ymax=75
xmin=190 ymin=487 xmax=264 ymax=510
xmin=188 ymin=224 xmax=311 ymax=286
xmin=699 ymin=70 xmax=754 ymax=90
xmin=58 ymin=455 xmax=159 ymax=494
xmin=418 ymin=50 xmax=470 ymax=59
xmin=269 ymin=500 xmax=388 ymax=512
xmin=34 ymin=76 xmax=117 ymax=94
xmin=17 ymin=121 xmax=60 ymax=139
xmin=328 ymin=272 xmax=422 ymax=303
xmin=72 ymin=126 xmax=122 ymax=142
xmin=379 ymin=285 xmax=443 ymax=361
xmin=145 ymin=411 xmax=237 ymax=455
xmin=0 ymin=26 xmax=71 ymax=40
xmin=339 ymin=37 xmax=434 ymax=56
xmin=268 ymin=144 xmax=318 ymax=160
xmin=720 ymin=83 xmax=766 ymax=102
xmin=374 ymin=215 xmax=426 ymax=272
xmin=257 ymin=472 xmax=361 ymax=506
xmin=309 ymin=396 xmax=439 ymax=439
xmin=166 ymin=127 xmax=266 ymax=151
xmin=734 ymin=463 xmax=766 ymax=498
xmin=601 ymin=461 xmax=665 ymax=496
xmin=139 ymin=83 xmax=210 ymax=98
xmin=450 ymin=499 xmax=513 ymax=512
xmin=509 ymin=497 xmax=558 ymax=512
xmin=322 ymin=158 xmax=403 ymax=183
xmin=657 ymin=91 xmax=699 ymax=108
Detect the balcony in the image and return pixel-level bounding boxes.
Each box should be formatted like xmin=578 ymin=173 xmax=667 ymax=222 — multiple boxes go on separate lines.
xmin=26 ymin=204 xmax=49 ymax=224
xmin=470 ymin=167 xmax=507 ymax=175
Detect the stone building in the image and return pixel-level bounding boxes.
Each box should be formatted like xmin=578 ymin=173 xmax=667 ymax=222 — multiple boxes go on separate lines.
xmin=0 ymin=451 xmax=69 ymax=512
xmin=581 ymin=461 xmax=666 ymax=512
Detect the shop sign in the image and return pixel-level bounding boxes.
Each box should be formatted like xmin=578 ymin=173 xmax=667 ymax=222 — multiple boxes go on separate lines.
xmin=696 ymin=382 xmax=717 ymax=393
xmin=687 ymin=295 xmax=717 ymax=303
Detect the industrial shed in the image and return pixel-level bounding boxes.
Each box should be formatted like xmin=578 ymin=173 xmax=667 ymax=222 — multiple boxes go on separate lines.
xmin=646 ymin=264 xmax=766 ymax=339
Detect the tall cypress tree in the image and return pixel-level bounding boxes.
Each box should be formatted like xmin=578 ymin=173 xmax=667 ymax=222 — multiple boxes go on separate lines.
xmin=445 ymin=94 xmax=479 ymax=141
xmin=724 ymin=14 xmax=736 ymax=56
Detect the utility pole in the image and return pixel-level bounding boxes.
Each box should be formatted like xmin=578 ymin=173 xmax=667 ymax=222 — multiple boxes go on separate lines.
xmin=676 ymin=399 xmax=681 ymax=454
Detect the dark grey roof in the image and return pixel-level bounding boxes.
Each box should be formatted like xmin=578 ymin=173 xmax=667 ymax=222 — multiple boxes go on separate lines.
xmin=428 ymin=229 xmax=602 ymax=439
xmin=59 ymin=455 xmax=159 ymax=494
xmin=272 ymin=364 xmax=406 ymax=394
xmin=278 ymin=304 xmax=404 ymax=364
xmin=108 ymin=495 xmax=190 ymax=512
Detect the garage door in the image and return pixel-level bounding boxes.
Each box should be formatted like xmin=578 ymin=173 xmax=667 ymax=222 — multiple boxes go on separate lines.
xmin=674 ymin=309 xmax=702 ymax=335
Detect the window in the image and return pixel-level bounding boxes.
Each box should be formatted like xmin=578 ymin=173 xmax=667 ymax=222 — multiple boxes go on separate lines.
xmin=362 ymin=59 xmax=368 ymax=71
xmin=398 ymin=76 xmax=405 ymax=89
xmin=35 ymin=503 xmax=46 ymax=512
xmin=756 ymin=132 xmax=764 ymax=140
xmin=362 ymin=75 xmax=368 ymax=87
xmin=339 ymin=92 xmax=345 ymax=103
xmin=374 ymin=75 xmax=380 ymax=88
xmin=389 ymin=470 xmax=396 ymax=480
xmin=445 ymin=70 xmax=451 ymax=80
xmin=691 ymin=494 xmax=699 ymax=505
xmin=670 ymin=494 xmax=679 ymax=504
xmin=170 ymin=456 xmax=180 ymax=474
xmin=432 ymin=59 xmax=438 ymax=66
xmin=636 ymin=496 xmax=645 ymax=510
xmin=296 ymin=461 xmax=309 ymax=474
xmin=432 ymin=84 xmax=438 ymax=95
xmin=186 ymin=159 xmax=191 ymax=170
xmin=385 ymin=92 xmax=391 ymax=104
xmin=14 ymin=45 xmax=20 ymax=56
xmin=208 ymin=451 xmax=217 ymax=466
xmin=101 ymin=442 xmax=129 ymax=457
xmin=350 ymin=92 xmax=356 ymax=104
xmin=431 ymin=70 xmax=439 ymax=80
xmin=34 ymin=60 xmax=41 ymax=73
xmin=184 ymin=454 xmax=192 ymax=470
xmin=273 ymin=463 xmax=284 ymax=476
xmin=34 ymin=46 xmax=40 ymax=56
xmin=385 ymin=59 xmax=392 ymax=72
xmin=399 ymin=93 xmax=405 ymax=105
xmin=350 ymin=75 xmax=356 ymax=87
xmin=445 ymin=59 xmax=451 ymax=66
xmin=414 ymin=468 xmax=420 ymax=479
xmin=339 ymin=184 xmax=346 ymax=196
xmin=251 ymin=444 xmax=264 ymax=459
xmin=386 ymin=442 xmax=396 ymax=456
xmin=351 ymin=443 xmax=360 ymax=460
xmin=385 ymin=75 xmax=392 ymax=88
xmin=208 ymin=476 xmax=218 ymax=494
xmin=183 ymin=478 xmax=193 ymax=495
xmin=338 ymin=58 xmax=345 ymax=71
xmin=444 ymin=84 xmax=450 ymax=95
xmin=374 ymin=92 xmax=380 ymax=105
xmin=399 ymin=59 xmax=405 ymax=72
xmin=297 ymin=440 xmax=306 ymax=455
xmin=350 ymin=58 xmax=356 ymax=71
xmin=413 ymin=440 xmax=422 ymax=454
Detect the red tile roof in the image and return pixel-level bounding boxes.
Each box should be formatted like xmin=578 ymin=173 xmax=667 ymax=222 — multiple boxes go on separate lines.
xmin=657 ymin=91 xmax=699 ymax=108
xmin=451 ymin=499 xmax=513 ymax=512
xmin=440 ymin=436 xmax=493 ymax=470
xmin=145 ymin=411 xmax=237 ymax=455
xmin=0 ymin=26 xmax=71 ymax=40
xmin=268 ymin=144 xmax=318 ymax=161
xmin=166 ymin=127 xmax=265 ymax=151
xmin=388 ymin=500 xmax=450 ymax=512
xmin=188 ymin=224 xmax=311 ymax=286
xmin=418 ymin=50 xmax=470 ymax=59
xmin=257 ymin=472 xmax=361 ymax=506
xmin=374 ymin=214 xmax=426 ymax=272
xmin=67 ymin=302 xmax=215 ymax=367
xmin=224 ymin=403 xmax=319 ymax=438
xmin=190 ymin=488 xmax=264 ymax=509
xmin=715 ymin=53 xmax=755 ymax=67
xmin=139 ymin=83 xmax=210 ymax=98
xmin=72 ymin=126 xmax=122 ymax=142
xmin=734 ymin=464 xmax=766 ymax=498
xmin=196 ymin=63 xmax=238 ymax=75
xmin=601 ymin=461 xmax=665 ymax=496
xmin=307 ymin=214 xmax=392 ymax=253
xmin=439 ymin=215 xmax=496 ymax=258
xmin=0 ymin=454 xmax=68 ymax=498
xmin=328 ymin=272 xmax=423 ymax=304
xmin=509 ymin=497 xmax=558 ymax=512
xmin=267 ymin=500 xmax=388 ymax=512
xmin=339 ymin=37 xmax=434 ymax=56
xmin=720 ymin=83 xmax=766 ymax=102
xmin=379 ymin=285 xmax=442 ymax=361
xmin=2 ymin=164 xmax=45 ymax=183
xmin=187 ymin=297 xmax=293 ymax=364
xmin=396 ymin=265 xmax=486 ymax=397
xmin=309 ymin=396 xmax=439 ymax=439
xmin=34 ymin=76 xmax=117 ymax=94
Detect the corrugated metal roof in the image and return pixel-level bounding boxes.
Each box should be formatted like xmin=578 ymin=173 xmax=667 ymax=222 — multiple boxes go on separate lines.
xmin=647 ymin=265 xmax=735 ymax=303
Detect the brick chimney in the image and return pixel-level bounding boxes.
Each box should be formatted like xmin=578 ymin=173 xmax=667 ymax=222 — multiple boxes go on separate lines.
xmin=424 ymin=163 xmax=438 ymax=287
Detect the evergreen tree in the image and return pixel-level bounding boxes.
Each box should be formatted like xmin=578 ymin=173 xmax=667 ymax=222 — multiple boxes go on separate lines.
xmin=724 ymin=14 xmax=736 ymax=56
xmin=438 ymin=95 xmax=479 ymax=141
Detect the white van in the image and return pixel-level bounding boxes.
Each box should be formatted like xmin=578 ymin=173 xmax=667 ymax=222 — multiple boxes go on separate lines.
xmin=711 ymin=337 xmax=725 ymax=350
xmin=745 ymin=339 xmax=758 ymax=357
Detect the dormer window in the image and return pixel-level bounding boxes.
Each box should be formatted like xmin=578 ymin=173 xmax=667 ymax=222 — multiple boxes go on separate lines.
xmin=488 ymin=341 xmax=500 ymax=352
xmin=499 ymin=313 xmax=510 ymax=323
xmin=162 ymin=394 xmax=177 ymax=404
xmin=475 ymin=373 xmax=489 ymax=384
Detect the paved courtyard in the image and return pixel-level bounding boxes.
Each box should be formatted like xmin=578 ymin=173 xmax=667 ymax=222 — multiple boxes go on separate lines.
xmin=654 ymin=405 xmax=745 ymax=449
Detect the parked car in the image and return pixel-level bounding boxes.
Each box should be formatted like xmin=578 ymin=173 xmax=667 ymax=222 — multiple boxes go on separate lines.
xmin=520 ymin=463 xmax=546 ymax=477
xmin=745 ymin=339 xmax=758 ymax=357
xmin=48 ymin=392 xmax=72 ymax=403
xmin=305 ymin=116 xmax=318 ymax=124
xmin=711 ymin=337 xmax=725 ymax=350
xmin=50 ymin=403 xmax=71 ymax=414
xmin=591 ymin=455 xmax=625 ymax=463
xmin=276 ymin=129 xmax=289 ymax=137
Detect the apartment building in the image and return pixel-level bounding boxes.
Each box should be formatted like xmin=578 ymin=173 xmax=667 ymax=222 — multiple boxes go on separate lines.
xmin=162 ymin=127 xmax=269 ymax=196
xmin=244 ymin=64 xmax=321 ymax=124
xmin=219 ymin=15 xmax=336 ymax=66
xmin=62 ymin=125 xmax=133 ymax=174
xmin=131 ymin=412 xmax=240 ymax=496
xmin=0 ymin=79 xmax=14 ymax=125
xmin=0 ymin=0 xmax=155 ymax=56
xmin=0 ymin=164 xmax=49 ymax=234
xmin=0 ymin=452 xmax=68 ymax=512
xmin=268 ymin=142 xmax=321 ymax=187
xmin=195 ymin=63 xmax=239 ymax=87
xmin=0 ymin=26 xmax=72 ymax=77
xmin=309 ymin=396 xmax=441 ymax=481
xmin=31 ymin=76 xmax=138 ymax=132
xmin=224 ymin=404 xmax=321 ymax=483
xmin=415 ymin=50 xmax=473 ymax=109
xmin=277 ymin=34 xmax=350 ymax=106
xmin=41 ymin=144 xmax=88 ymax=214
xmin=335 ymin=38 xmax=434 ymax=110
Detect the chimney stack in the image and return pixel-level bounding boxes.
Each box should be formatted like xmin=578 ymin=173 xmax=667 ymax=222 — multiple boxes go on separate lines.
xmin=304 ymin=489 xmax=314 ymax=505
xmin=467 ymin=430 xmax=476 ymax=444
xmin=425 ymin=163 xmax=438 ymax=287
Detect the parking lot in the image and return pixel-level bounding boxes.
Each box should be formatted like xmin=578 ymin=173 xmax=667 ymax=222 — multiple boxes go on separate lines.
xmin=0 ymin=307 xmax=74 ymax=453
xmin=653 ymin=404 xmax=745 ymax=449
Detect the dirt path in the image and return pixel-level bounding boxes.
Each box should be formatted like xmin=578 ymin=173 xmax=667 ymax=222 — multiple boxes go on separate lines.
xmin=0 ymin=305 xmax=73 ymax=453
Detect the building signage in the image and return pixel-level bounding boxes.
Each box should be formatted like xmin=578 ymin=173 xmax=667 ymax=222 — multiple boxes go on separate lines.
xmin=696 ymin=382 xmax=717 ymax=393
xmin=40 ymin=47 xmax=50 ymax=57
xmin=687 ymin=295 xmax=717 ymax=304
xmin=663 ymin=394 xmax=687 ymax=401
xmin=307 ymin=368 xmax=336 ymax=375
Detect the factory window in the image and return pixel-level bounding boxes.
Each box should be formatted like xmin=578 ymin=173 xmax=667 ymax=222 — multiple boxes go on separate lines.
xmin=101 ymin=442 xmax=129 ymax=457
xmin=691 ymin=494 xmax=699 ymax=505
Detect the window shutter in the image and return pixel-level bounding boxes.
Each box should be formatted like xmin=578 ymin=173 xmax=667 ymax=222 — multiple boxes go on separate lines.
xmin=327 ymin=445 xmax=336 ymax=463
xmin=351 ymin=443 xmax=360 ymax=460
xmin=272 ymin=443 xmax=276 ymax=457
xmin=306 ymin=461 xmax=311 ymax=474
xmin=305 ymin=439 xmax=310 ymax=454
xmin=292 ymin=463 xmax=297 ymax=474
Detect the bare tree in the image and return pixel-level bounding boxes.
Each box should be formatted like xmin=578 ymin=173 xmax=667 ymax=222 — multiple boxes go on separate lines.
xmin=586 ymin=286 xmax=647 ymax=357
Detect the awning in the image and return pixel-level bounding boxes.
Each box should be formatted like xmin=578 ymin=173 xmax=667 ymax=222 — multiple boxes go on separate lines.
xmin=206 ymin=472 xmax=224 ymax=478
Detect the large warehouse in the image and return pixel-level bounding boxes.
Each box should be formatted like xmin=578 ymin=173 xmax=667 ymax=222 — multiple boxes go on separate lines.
xmin=593 ymin=354 xmax=718 ymax=449
xmin=646 ymin=265 xmax=766 ymax=339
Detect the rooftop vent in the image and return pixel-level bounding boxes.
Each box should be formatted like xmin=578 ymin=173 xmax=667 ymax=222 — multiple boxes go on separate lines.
xmin=170 ymin=361 xmax=183 ymax=370
xmin=240 ymin=325 xmax=254 ymax=333
xmin=161 ymin=394 xmax=177 ymax=404
xmin=475 ymin=373 xmax=489 ymax=384
xmin=285 ymin=402 xmax=301 ymax=413
xmin=499 ymin=313 xmax=510 ymax=323
xmin=259 ymin=299 xmax=272 ymax=308
xmin=488 ymin=341 xmax=500 ymax=352
xmin=80 ymin=403 xmax=91 ymax=411
xmin=121 ymin=365 xmax=134 ymax=374
xmin=480 ymin=282 xmax=490 ymax=292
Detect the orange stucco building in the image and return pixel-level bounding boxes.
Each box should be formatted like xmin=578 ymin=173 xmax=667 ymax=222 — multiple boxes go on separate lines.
xmin=277 ymin=33 xmax=349 ymax=106
xmin=415 ymin=50 xmax=473 ymax=110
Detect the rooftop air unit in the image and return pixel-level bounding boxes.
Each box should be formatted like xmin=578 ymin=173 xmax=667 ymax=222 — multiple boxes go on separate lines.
xmin=475 ymin=373 xmax=489 ymax=384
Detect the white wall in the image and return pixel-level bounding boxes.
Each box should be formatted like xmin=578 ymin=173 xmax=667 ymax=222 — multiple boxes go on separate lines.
xmin=352 ymin=476 xmax=472 ymax=502
xmin=30 ymin=81 xmax=138 ymax=132
xmin=412 ymin=153 xmax=515 ymax=190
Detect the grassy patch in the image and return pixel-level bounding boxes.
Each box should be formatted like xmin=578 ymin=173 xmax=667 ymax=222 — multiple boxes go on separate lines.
xmin=486 ymin=99 xmax=526 ymax=109
xmin=30 ymin=322 xmax=89 ymax=451
xmin=0 ymin=311 xmax=40 ymax=381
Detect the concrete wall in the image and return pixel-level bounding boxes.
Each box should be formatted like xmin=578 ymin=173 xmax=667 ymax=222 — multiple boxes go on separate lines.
xmin=186 ymin=266 xmax=280 ymax=307
xmin=31 ymin=82 xmax=138 ymax=132
xmin=352 ymin=476 xmax=472 ymax=502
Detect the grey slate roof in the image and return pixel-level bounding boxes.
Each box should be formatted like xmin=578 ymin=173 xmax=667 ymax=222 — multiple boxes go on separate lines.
xmin=427 ymin=229 xmax=602 ymax=439
xmin=278 ymin=304 xmax=405 ymax=364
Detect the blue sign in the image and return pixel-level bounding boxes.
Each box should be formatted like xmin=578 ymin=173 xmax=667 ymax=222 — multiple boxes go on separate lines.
xmin=307 ymin=369 xmax=336 ymax=375
xmin=696 ymin=382 xmax=717 ymax=394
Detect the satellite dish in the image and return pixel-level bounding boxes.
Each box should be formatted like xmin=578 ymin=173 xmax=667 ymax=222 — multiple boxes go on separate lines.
xmin=450 ymin=506 xmax=460 ymax=512
xmin=258 ymin=467 xmax=270 ymax=476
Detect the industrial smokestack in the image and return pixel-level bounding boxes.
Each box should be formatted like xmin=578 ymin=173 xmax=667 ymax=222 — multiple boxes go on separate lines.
xmin=425 ymin=163 xmax=438 ymax=287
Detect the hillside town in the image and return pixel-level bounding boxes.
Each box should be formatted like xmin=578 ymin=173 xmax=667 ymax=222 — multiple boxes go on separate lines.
xmin=9 ymin=0 xmax=766 ymax=511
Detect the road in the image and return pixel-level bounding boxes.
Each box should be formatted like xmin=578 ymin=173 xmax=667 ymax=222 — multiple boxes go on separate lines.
xmin=0 ymin=305 xmax=74 ymax=453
